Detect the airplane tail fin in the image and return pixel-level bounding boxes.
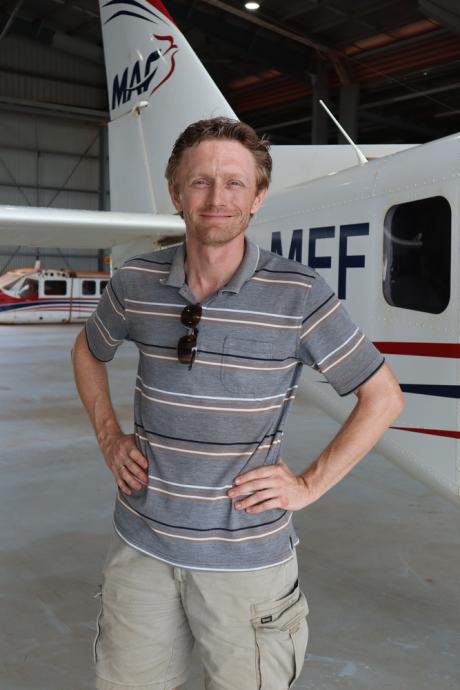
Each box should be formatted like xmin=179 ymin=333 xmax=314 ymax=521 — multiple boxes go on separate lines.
xmin=98 ymin=0 xmax=236 ymax=213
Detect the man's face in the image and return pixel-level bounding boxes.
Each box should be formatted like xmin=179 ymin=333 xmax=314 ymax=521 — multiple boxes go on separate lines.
xmin=169 ymin=139 xmax=267 ymax=247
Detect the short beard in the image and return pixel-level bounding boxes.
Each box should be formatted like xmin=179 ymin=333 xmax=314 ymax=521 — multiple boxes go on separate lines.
xmin=187 ymin=216 xmax=249 ymax=247
xmin=193 ymin=227 xmax=245 ymax=246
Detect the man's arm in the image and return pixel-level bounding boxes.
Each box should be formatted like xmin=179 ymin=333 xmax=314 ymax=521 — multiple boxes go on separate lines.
xmin=227 ymin=362 xmax=404 ymax=512
xmin=72 ymin=329 xmax=148 ymax=496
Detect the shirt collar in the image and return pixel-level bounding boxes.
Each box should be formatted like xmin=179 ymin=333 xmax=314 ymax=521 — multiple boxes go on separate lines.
xmin=163 ymin=238 xmax=260 ymax=295
xmin=164 ymin=242 xmax=186 ymax=288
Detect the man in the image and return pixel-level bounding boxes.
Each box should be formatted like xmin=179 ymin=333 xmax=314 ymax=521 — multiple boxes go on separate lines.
xmin=72 ymin=117 xmax=404 ymax=690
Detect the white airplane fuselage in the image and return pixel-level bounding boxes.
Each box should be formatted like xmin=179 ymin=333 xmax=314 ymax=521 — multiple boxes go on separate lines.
xmin=0 ymin=268 xmax=109 ymax=323
xmin=248 ymin=137 xmax=460 ymax=506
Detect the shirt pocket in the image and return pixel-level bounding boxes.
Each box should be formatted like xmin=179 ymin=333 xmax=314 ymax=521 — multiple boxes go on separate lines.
xmin=251 ymin=583 xmax=309 ymax=689
xmin=221 ymin=335 xmax=275 ymax=396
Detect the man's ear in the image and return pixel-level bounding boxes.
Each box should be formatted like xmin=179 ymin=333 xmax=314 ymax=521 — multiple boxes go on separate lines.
xmin=250 ymin=187 xmax=268 ymax=215
xmin=168 ymin=183 xmax=182 ymax=214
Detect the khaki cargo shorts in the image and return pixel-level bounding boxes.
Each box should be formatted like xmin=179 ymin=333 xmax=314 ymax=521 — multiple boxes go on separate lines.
xmin=94 ymin=531 xmax=309 ymax=690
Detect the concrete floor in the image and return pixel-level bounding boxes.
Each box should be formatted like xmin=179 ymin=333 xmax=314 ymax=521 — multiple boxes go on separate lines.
xmin=1 ymin=324 xmax=459 ymax=690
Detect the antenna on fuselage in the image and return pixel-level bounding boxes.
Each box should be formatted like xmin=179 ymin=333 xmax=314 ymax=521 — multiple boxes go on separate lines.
xmin=319 ymin=99 xmax=368 ymax=166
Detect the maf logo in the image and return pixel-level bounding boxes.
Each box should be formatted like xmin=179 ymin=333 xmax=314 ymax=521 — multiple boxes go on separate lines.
xmin=111 ymin=35 xmax=178 ymax=111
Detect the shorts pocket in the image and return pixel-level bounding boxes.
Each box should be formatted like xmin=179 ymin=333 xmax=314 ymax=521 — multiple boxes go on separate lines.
xmin=93 ymin=586 xmax=103 ymax=665
xmin=251 ymin=583 xmax=308 ymax=689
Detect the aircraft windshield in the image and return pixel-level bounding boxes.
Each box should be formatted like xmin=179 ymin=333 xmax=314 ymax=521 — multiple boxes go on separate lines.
xmin=0 ymin=274 xmax=39 ymax=298
xmin=17 ymin=278 xmax=39 ymax=299
xmin=0 ymin=275 xmax=23 ymax=292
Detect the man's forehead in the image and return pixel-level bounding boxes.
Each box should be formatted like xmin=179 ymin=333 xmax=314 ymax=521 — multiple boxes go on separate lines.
xmin=179 ymin=139 xmax=257 ymax=174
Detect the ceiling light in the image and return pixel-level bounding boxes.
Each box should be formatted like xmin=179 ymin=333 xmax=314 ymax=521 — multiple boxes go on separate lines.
xmin=245 ymin=2 xmax=260 ymax=10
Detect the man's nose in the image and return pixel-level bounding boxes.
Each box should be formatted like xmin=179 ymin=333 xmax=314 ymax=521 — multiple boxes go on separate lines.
xmin=208 ymin=182 xmax=226 ymax=205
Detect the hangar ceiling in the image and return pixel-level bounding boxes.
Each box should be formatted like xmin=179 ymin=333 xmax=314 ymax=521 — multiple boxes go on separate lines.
xmin=1 ymin=0 xmax=460 ymax=143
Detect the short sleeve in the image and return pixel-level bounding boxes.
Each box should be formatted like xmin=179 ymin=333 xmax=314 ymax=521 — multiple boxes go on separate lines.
xmin=297 ymin=272 xmax=384 ymax=396
xmin=85 ymin=269 xmax=128 ymax=362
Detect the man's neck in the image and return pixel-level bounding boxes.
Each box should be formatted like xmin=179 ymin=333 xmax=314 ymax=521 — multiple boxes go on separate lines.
xmin=184 ymin=234 xmax=245 ymax=303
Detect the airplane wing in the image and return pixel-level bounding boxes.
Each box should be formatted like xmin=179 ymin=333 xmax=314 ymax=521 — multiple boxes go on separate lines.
xmin=0 ymin=205 xmax=185 ymax=249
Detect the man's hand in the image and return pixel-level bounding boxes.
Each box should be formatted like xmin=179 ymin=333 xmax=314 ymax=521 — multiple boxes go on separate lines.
xmin=72 ymin=330 xmax=149 ymax=497
xmin=227 ymin=459 xmax=310 ymax=513
xmin=99 ymin=432 xmax=149 ymax=496
xmin=228 ymin=364 xmax=404 ymax=515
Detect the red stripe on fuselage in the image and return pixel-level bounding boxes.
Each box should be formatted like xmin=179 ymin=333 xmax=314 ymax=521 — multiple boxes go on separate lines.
xmin=146 ymin=0 xmax=175 ymax=24
xmin=392 ymin=426 xmax=460 ymax=439
xmin=374 ymin=342 xmax=460 ymax=358
xmin=30 ymin=307 xmax=92 ymax=311
xmin=0 ymin=294 xmax=98 ymax=302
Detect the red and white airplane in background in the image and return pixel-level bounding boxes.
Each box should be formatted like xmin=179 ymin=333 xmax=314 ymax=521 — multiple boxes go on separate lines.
xmin=0 ymin=0 xmax=459 ymax=508
xmin=0 ymin=263 xmax=108 ymax=323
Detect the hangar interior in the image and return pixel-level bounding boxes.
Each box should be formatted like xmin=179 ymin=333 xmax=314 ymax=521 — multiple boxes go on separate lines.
xmin=1 ymin=2 xmax=460 ymax=690
xmin=1 ymin=0 xmax=460 ymax=270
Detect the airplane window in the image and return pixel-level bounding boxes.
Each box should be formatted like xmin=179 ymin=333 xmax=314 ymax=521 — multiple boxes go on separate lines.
xmin=383 ymin=196 xmax=451 ymax=314
xmin=82 ymin=280 xmax=96 ymax=296
xmin=44 ymin=280 xmax=67 ymax=296
xmin=17 ymin=279 xmax=39 ymax=300
xmin=100 ymin=281 xmax=108 ymax=294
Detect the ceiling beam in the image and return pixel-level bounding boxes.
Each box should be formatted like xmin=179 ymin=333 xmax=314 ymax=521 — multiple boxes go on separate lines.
xmin=256 ymin=115 xmax=312 ymax=133
xmin=419 ymin=0 xmax=460 ymax=38
xmin=0 ymin=9 xmax=104 ymax=63
xmin=0 ymin=142 xmax=99 ymax=160
xmin=361 ymin=80 xmax=460 ymax=109
xmin=360 ymin=110 xmax=439 ymax=137
xmin=251 ymin=76 xmax=460 ymax=131
xmin=279 ymin=0 xmax=319 ymax=22
xmin=197 ymin=0 xmax=337 ymax=55
xmin=167 ymin=1 xmax=314 ymax=79
xmin=256 ymin=110 xmax=441 ymax=141
xmin=46 ymin=0 xmax=100 ymax=21
xmin=0 ymin=96 xmax=108 ymax=123
xmin=0 ymin=0 xmax=23 ymax=43
xmin=308 ymin=0 xmax=398 ymax=36
xmin=0 ymin=65 xmax=105 ymax=91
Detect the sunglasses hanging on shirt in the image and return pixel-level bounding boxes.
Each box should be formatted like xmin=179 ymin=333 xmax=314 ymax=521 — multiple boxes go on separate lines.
xmin=177 ymin=303 xmax=202 ymax=370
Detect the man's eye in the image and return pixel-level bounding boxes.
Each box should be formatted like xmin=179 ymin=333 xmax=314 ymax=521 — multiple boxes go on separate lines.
xmin=229 ymin=180 xmax=243 ymax=187
xmin=192 ymin=179 xmax=208 ymax=187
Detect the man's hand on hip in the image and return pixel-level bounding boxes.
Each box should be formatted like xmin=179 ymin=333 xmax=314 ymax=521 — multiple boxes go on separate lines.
xmin=227 ymin=459 xmax=310 ymax=513
xmin=228 ymin=364 xmax=405 ymax=515
xmin=100 ymin=432 xmax=149 ymax=496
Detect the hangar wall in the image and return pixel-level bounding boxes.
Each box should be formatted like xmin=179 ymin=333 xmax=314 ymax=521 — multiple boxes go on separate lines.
xmin=0 ymin=33 xmax=109 ymax=275
xmin=0 ymin=33 xmax=106 ymax=109
xmin=0 ymin=110 xmax=109 ymax=273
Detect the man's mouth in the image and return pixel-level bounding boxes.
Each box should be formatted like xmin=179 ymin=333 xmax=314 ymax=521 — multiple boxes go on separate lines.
xmin=200 ymin=213 xmax=234 ymax=219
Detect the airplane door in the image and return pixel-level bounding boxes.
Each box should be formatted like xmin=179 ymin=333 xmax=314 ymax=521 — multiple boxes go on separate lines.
xmin=39 ymin=277 xmax=71 ymax=322
xmin=74 ymin=278 xmax=99 ymax=321
xmin=375 ymin=192 xmax=459 ymax=503
xmin=15 ymin=277 xmax=40 ymax=323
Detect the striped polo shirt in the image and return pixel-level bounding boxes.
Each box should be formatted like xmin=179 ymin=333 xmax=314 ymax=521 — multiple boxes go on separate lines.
xmin=85 ymin=238 xmax=384 ymax=571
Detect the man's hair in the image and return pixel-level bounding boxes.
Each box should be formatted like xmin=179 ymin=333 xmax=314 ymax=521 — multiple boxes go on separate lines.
xmin=165 ymin=117 xmax=272 ymax=192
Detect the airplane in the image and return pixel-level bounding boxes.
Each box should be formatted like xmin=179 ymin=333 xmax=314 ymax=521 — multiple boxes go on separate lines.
xmin=0 ymin=262 xmax=110 ymax=323
xmin=0 ymin=0 xmax=458 ymax=510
